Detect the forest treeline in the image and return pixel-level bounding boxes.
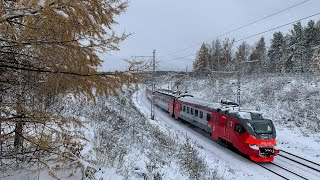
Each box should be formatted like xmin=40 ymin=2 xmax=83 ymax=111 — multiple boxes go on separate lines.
xmin=193 ymin=20 xmax=320 ymax=74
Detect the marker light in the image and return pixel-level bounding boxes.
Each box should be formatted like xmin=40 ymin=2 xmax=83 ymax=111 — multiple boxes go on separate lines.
xmin=249 ymin=144 xmax=260 ymax=150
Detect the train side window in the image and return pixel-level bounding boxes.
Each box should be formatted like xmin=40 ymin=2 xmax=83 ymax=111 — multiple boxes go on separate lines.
xmin=190 ymin=108 xmax=194 ymax=115
xmin=199 ymin=111 xmax=203 ymax=119
xmin=235 ymin=124 xmax=245 ymax=134
xmin=180 ymin=105 xmax=182 ymax=111
xmin=187 ymin=107 xmax=189 ymax=113
xmin=206 ymin=113 xmax=210 ymax=121
xmin=183 ymin=106 xmax=186 ymax=112
xmin=228 ymin=120 xmax=233 ymax=127
xmin=195 ymin=109 xmax=198 ymax=117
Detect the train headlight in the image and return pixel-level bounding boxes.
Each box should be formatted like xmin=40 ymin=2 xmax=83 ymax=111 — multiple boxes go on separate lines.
xmin=249 ymin=144 xmax=260 ymax=150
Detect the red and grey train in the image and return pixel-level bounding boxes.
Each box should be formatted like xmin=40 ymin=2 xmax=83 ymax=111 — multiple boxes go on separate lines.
xmin=146 ymin=87 xmax=280 ymax=162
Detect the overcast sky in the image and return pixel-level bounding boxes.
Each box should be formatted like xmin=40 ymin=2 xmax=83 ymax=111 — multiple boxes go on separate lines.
xmin=100 ymin=0 xmax=320 ymax=72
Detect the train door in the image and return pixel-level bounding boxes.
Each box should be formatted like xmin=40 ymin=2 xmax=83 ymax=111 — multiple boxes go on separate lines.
xmin=219 ymin=116 xmax=227 ymax=139
xmin=174 ymin=101 xmax=181 ymax=120
xmin=225 ymin=119 xmax=234 ymax=142
xmin=169 ymin=99 xmax=174 ymax=116
xmin=211 ymin=114 xmax=219 ymax=140
xmin=233 ymin=123 xmax=247 ymax=151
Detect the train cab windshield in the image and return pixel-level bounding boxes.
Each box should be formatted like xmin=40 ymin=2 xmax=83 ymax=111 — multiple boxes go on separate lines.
xmin=250 ymin=121 xmax=273 ymax=134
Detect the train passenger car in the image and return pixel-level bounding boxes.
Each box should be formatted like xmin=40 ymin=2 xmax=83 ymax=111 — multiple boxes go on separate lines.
xmin=154 ymin=89 xmax=176 ymax=112
xmin=146 ymin=87 xmax=176 ymax=112
xmin=146 ymin=87 xmax=279 ymax=162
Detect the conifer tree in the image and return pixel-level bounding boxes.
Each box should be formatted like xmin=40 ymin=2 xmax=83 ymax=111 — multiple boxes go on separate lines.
xmin=268 ymin=32 xmax=286 ymax=73
xmin=249 ymin=37 xmax=266 ymax=73
xmin=0 ymin=0 xmax=135 ymax=178
xmin=286 ymin=22 xmax=307 ymax=72
xmin=220 ymin=38 xmax=234 ymax=70
xmin=207 ymin=39 xmax=222 ymax=72
xmin=303 ymin=20 xmax=320 ymax=71
xmin=235 ymin=41 xmax=250 ymax=73
xmin=311 ymin=49 xmax=320 ymax=73
xmin=317 ymin=20 xmax=320 ymax=31
xmin=193 ymin=43 xmax=209 ymax=74
xmin=236 ymin=42 xmax=250 ymax=61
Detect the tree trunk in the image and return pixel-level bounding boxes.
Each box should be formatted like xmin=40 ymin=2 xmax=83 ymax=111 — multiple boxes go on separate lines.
xmin=14 ymin=85 xmax=24 ymax=152
xmin=14 ymin=121 xmax=24 ymax=151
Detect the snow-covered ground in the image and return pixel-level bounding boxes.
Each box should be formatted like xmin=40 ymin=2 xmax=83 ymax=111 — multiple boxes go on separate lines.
xmin=3 ymin=73 xmax=320 ymax=179
xmin=2 ymin=87 xmax=218 ymax=179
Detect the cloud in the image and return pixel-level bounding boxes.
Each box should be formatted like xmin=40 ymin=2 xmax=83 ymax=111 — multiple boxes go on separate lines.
xmin=100 ymin=0 xmax=320 ymax=71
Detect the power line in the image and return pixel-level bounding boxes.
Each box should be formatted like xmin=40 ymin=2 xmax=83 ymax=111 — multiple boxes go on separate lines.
xmin=235 ymin=12 xmax=320 ymax=43
xmin=160 ymin=53 xmax=197 ymax=63
xmin=160 ymin=11 xmax=320 ymax=63
xmin=162 ymin=0 xmax=312 ymax=58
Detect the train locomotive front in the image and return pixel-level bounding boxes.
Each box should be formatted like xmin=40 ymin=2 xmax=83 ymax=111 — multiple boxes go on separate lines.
xmin=229 ymin=111 xmax=280 ymax=162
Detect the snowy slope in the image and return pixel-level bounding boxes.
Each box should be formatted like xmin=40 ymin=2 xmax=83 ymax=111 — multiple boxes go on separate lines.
xmin=3 ymin=87 xmax=219 ymax=180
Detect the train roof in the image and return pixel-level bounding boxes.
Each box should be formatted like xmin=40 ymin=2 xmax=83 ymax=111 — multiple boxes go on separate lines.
xmin=228 ymin=111 xmax=269 ymax=121
xmin=156 ymin=88 xmax=191 ymax=98
xmin=177 ymin=96 xmax=270 ymax=121
xmin=148 ymin=86 xmax=271 ymax=122
xmin=178 ymin=96 xmax=221 ymax=110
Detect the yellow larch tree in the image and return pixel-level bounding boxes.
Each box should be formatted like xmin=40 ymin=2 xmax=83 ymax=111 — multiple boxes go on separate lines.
xmin=0 ymin=0 xmax=135 ymax=178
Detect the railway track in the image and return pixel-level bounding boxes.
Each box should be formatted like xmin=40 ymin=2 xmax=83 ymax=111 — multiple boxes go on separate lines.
xmin=257 ymin=150 xmax=320 ymax=179
xmin=279 ymin=150 xmax=320 ymax=173
xmin=257 ymin=162 xmax=308 ymax=180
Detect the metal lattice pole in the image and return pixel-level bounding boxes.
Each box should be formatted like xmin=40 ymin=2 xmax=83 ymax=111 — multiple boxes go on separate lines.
xmin=237 ymin=60 xmax=259 ymax=111
xmin=151 ymin=50 xmax=156 ymax=120
xmin=0 ymin=118 xmax=2 ymax=166
xmin=237 ymin=60 xmax=241 ymax=111
xmin=130 ymin=51 xmax=156 ymax=120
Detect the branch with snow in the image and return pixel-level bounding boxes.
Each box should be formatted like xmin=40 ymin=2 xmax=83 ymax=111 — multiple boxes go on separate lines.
xmin=0 ymin=7 xmax=42 ymax=23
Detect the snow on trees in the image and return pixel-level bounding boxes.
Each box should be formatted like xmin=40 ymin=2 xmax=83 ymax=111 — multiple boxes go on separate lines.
xmin=305 ymin=21 xmax=320 ymax=61
xmin=193 ymin=20 xmax=320 ymax=75
xmin=285 ymin=22 xmax=307 ymax=72
xmin=268 ymin=32 xmax=286 ymax=73
xmin=0 ymin=0 xmax=135 ymax=178
xmin=249 ymin=37 xmax=266 ymax=73
xmin=311 ymin=48 xmax=320 ymax=73
xmin=193 ymin=38 xmax=235 ymax=76
xmin=207 ymin=39 xmax=222 ymax=72
xmin=193 ymin=43 xmax=209 ymax=74
xmin=220 ymin=38 xmax=234 ymax=71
